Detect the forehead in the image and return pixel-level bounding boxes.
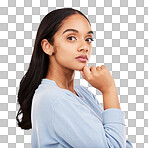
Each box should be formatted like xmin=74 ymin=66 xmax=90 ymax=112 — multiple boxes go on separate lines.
xmin=56 ymin=14 xmax=92 ymax=35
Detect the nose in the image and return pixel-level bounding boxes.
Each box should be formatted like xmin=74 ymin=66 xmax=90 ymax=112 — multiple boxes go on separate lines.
xmin=78 ymin=40 xmax=89 ymax=52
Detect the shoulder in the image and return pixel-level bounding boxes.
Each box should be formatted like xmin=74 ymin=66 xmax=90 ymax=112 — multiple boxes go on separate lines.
xmin=33 ymin=83 xmax=68 ymax=107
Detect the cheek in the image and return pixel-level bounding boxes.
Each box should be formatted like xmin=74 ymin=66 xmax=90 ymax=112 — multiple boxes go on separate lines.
xmin=55 ymin=46 xmax=76 ymax=62
xmin=58 ymin=43 xmax=77 ymax=55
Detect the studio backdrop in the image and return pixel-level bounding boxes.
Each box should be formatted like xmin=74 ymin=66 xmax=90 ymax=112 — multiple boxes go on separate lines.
xmin=0 ymin=0 xmax=148 ymax=148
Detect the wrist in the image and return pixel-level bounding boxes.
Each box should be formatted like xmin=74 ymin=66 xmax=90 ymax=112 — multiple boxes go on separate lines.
xmin=102 ymin=86 xmax=117 ymax=94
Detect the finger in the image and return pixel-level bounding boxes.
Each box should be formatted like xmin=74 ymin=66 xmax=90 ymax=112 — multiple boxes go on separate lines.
xmin=101 ymin=65 xmax=107 ymax=70
xmin=80 ymin=71 xmax=87 ymax=79
xmin=83 ymin=66 xmax=91 ymax=79
xmin=90 ymin=66 xmax=96 ymax=74
xmin=96 ymin=66 xmax=102 ymax=71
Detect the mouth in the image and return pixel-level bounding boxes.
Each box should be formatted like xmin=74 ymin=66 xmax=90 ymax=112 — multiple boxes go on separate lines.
xmin=75 ymin=57 xmax=88 ymax=62
xmin=75 ymin=55 xmax=88 ymax=62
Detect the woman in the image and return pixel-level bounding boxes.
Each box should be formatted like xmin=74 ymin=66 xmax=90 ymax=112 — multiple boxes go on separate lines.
xmin=16 ymin=8 xmax=133 ymax=148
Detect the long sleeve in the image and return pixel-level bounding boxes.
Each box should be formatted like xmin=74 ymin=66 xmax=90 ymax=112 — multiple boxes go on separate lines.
xmin=52 ymin=96 xmax=128 ymax=148
xmin=89 ymin=88 xmax=133 ymax=148
xmin=31 ymin=79 xmax=133 ymax=147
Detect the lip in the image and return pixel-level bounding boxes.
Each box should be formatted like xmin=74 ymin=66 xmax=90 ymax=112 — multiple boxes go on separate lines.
xmin=75 ymin=58 xmax=88 ymax=62
xmin=75 ymin=55 xmax=88 ymax=60
xmin=75 ymin=55 xmax=88 ymax=63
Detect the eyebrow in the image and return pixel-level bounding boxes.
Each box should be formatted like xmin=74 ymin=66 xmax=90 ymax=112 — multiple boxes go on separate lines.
xmin=62 ymin=29 xmax=94 ymax=35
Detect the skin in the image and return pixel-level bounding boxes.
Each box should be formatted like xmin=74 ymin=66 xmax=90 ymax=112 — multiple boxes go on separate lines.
xmin=41 ymin=14 xmax=93 ymax=95
xmin=41 ymin=13 xmax=121 ymax=110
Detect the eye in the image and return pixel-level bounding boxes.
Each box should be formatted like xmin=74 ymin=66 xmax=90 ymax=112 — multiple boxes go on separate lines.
xmin=86 ymin=38 xmax=94 ymax=43
xmin=67 ymin=36 xmax=76 ymax=41
xmin=67 ymin=36 xmax=94 ymax=43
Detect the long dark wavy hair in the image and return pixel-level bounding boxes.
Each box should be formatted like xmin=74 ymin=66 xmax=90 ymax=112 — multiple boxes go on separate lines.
xmin=16 ymin=8 xmax=91 ymax=130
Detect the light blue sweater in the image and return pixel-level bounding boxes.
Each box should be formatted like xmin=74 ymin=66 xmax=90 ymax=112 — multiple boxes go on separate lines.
xmin=31 ymin=78 xmax=133 ymax=148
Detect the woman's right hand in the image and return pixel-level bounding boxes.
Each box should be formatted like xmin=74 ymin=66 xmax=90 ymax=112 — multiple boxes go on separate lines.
xmin=79 ymin=65 xmax=116 ymax=94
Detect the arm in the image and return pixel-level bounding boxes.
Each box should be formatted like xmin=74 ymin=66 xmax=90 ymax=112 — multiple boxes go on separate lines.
xmin=80 ymin=64 xmax=133 ymax=147
xmin=52 ymin=96 xmax=127 ymax=148
xmin=86 ymin=87 xmax=133 ymax=148
xmin=102 ymin=87 xmax=121 ymax=110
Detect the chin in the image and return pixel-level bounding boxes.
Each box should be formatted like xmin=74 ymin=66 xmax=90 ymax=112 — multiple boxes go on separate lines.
xmin=75 ymin=64 xmax=87 ymax=71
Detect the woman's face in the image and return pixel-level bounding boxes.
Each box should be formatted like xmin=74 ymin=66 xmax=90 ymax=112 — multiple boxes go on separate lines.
xmin=50 ymin=14 xmax=93 ymax=71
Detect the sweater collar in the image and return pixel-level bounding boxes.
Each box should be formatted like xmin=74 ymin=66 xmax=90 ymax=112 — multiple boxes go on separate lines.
xmin=41 ymin=78 xmax=57 ymax=86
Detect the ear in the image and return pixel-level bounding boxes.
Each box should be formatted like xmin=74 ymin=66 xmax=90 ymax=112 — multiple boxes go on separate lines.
xmin=41 ymin=39 xmax=54 ymax=55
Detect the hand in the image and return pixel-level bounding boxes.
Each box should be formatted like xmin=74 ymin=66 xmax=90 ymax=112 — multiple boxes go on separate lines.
xmin=79 ymin=65 xmax=116 ymax=94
